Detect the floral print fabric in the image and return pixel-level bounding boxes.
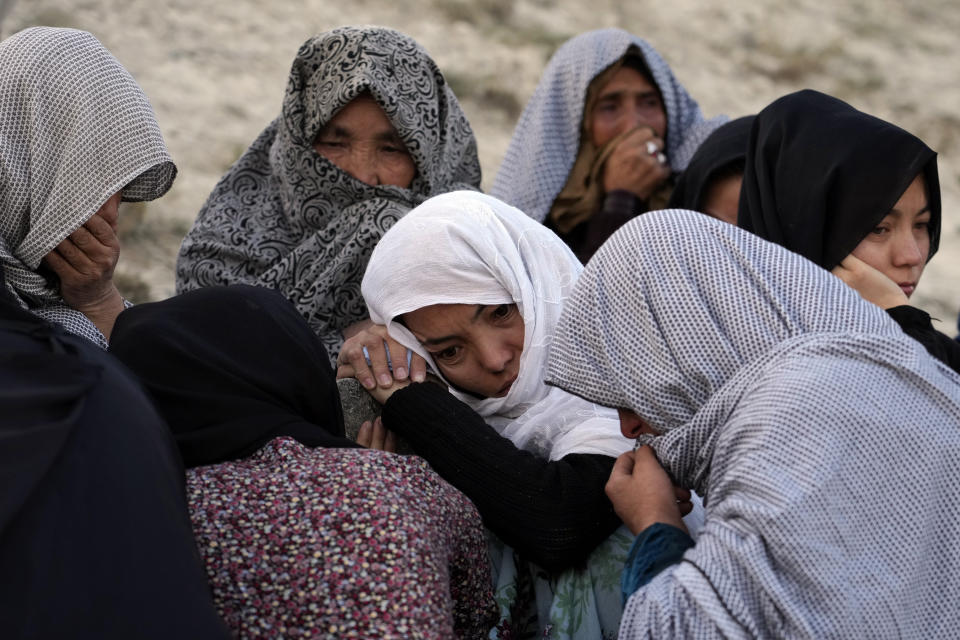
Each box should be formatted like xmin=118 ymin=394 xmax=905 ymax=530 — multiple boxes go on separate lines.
xmin=187 ymin=437 xmax=497 ymax=639
xmin=488 ymin=526 xmax=635 ymax=640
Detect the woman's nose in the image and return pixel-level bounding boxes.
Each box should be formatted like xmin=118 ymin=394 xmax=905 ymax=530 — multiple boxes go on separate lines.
xmin=891 ymin=232 xmax=924 ymax=267
xmin=478 ymin=342 xmax=512 ymax=373
xmin=618 ymin=409 xmax=643 ymax=438
xmin=341 ymin=151 xmax=379 ymax=186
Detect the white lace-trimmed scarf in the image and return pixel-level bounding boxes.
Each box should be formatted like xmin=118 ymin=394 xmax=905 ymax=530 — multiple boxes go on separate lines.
xmin=546 ymin=210 xmax=960 ymax=638
xmin=176 ymin=26 xmax=481 ymax=364
xmin=361 ymin=190 xmax=631 ymax=461
xmin=0 ymin=27 xmax=176 ymax=348
xmin=490 ymin=28 xmax=727 ymax=223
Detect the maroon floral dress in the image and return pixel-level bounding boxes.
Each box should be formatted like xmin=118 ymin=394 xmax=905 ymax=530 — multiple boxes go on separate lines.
xmin=186 ymin=437 xmax=497 ymax=638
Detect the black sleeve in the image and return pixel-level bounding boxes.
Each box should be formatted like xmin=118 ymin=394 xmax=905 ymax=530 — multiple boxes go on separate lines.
xmin=546 ymin=190 xmax=644 ymax=264
xmin=886 ymin=305 xmax=960 ymax=374
xmin=382 ymin=382 xmax=622 ymax=572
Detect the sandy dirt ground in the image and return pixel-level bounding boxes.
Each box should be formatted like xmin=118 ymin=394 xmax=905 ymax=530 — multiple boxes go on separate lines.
xmin=5 ymin=0 xmax=959 ymax=331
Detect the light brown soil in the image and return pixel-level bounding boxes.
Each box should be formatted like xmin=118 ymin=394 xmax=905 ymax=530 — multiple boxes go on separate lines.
xmin=5 ymin=0 xmax=959 ymax=329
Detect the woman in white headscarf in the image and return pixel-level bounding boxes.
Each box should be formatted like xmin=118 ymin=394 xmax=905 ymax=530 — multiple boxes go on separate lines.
xmin=0 ymin=26 xmax=176 ymax=347
xmin=358 ymin=190 xmax=703 ymax=639
xmin=176 ymin=26 xmax=481 ymax=365
xmin=491 ymin=28 xmax=726 ymax=263
xmin=545 ymin=209 xmax=960 ymax=638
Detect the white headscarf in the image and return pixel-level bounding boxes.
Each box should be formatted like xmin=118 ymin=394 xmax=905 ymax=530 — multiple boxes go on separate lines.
xmin=546 ymin=210 xmax=960 ymax=637
xmin=490 ymin=28 xmax=727 ymax=223
xmin=361 ymin=190 xmax=629 ymax=461
xmin=0 ymin=27 xmax=175 ymax=347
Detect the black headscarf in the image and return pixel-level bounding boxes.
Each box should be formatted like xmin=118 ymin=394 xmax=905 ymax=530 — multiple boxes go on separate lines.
xmin=0 ymin=265 xmax=229 ymax=638
xmin=667 ymin=115 xmax=755 ymax=211
xmin=109 ymin=284 xmax=357 ymax=468
xmin=738 ymin=89 xmax=940 ymax=270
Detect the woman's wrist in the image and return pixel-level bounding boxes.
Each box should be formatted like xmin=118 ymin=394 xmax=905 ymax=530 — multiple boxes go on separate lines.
xmin=76 ymin=285 xmax=125 ymax=340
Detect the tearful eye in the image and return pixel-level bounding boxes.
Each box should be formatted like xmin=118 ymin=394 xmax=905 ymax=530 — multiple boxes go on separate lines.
xmin=595 ymin=101 xmax=618 ymax=114
xmin=433 ymin=345 xmax=461 ymax=362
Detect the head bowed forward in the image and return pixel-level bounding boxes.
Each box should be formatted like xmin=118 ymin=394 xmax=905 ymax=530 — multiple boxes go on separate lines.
xmin=545 ymin=209 xmax=895 ymax=432
xmin=0 ymin=27 xmax=174 ymax=306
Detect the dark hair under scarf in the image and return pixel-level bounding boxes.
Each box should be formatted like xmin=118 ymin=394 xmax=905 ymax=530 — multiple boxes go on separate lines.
xmin=738 ymin=89 xmax=940 ymax=270
xmin=668 ymin=115 xmax=755 ymax=211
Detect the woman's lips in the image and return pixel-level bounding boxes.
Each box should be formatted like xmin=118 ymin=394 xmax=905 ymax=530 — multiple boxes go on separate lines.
xmin=899 ymin=282 xmax=916 ymax=297
xmin=496 ymin=375 xmax=517 ymax=397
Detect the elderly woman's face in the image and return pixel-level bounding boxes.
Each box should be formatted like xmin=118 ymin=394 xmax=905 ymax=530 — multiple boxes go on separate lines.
xmin=313 ymin=95 xmax=417 ymax=188
xmin=402 ymin=303 xmax=525 ymax=399
xmin=589 ymin=66 xmax=666 ymax=148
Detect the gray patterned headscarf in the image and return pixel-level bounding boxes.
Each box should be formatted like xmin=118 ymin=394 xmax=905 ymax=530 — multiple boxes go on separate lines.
xmin=176 ymin=26 xmax=481 ymax=363
xmin=546 ymin=210 xmax=960 ymax=638
xmin=0 ymin=27 xmax=176 ymax=348
xmin=490 ymin=29 xmax=726 ymax=223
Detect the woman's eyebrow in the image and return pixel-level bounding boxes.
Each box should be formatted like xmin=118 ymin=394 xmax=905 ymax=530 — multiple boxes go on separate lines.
xmin=318 ymin=125 xmax=351 ymax=139
xmin=420 ymin=306 xmax=488 ymax=346
xmin=889 ymin=205 xmax=932 ymax=217
xmin=374 ymin=129 xmax=406 ymax=144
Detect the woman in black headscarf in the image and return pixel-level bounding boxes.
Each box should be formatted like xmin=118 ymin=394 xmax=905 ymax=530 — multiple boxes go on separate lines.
xmin=108 ymin=286 xmax=497 ymax=638
xmin=0 ymin=268 xmax=230 ymax=639
xmin=108 ymin=284 xmax=357 ymax=467
xmin=739 ymin=89 xmax=959 ymax=372
xmin=667 ymin=115 xmax=755 ymax=225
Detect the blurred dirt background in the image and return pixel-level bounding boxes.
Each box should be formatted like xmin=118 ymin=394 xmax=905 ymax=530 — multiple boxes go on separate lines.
xmin=4 ymin=0 xmax=959 ymax=330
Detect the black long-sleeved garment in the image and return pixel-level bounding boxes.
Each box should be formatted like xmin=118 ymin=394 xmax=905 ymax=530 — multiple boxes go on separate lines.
xmin=0 ymin=281 xmax=230 ymax=640
xmin=382 ymin=382 xmax=622 ymax=573
xmin=887 ymin=305 xmax=960 ymax=374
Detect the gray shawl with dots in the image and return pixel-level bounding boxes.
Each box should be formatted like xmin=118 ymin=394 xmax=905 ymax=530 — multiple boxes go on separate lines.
xmin=176 ymin=26 xmax=481 ymax=364
xmin=546 ymin=210 xmax=960 ymax=638
xmin=0 ymin=27 xmax=175 ymax=348
xmin=490 ymin=28 xmax=727 ymax=223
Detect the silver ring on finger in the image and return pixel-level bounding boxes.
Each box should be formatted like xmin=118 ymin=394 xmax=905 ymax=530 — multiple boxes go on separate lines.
xmin=645 ymin=140 xmax=658 ymax=156
xmin=656 ymin=152 xmax=667 ymax=166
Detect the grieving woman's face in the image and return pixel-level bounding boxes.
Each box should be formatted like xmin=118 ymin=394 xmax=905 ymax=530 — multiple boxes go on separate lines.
xmin=589 ymin=66 xmax=667 ymax=148
xmin=402 ymin=303 xmax=524 ymax=399
xmin=312 ymin=95 xmax=417 ymax=188
xmin=850 ymin=174 xmax=931 ymax=298
xmin=702 ymin=174 xmax=742 ymax=225
xmin=617 ymin=408 xmax=659 ymax=439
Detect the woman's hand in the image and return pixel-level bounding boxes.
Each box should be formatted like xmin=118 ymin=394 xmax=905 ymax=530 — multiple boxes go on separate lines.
xmin=602 ymin=127 xmax=670 ymax=201
xmin=606 ymin=446 xmax=690 ymax=535
xmin=356 ymin=416 xmax=397 ymax=452
xmin=42 ymin=194 xmax=125 ymax=339
xmin=832 ymin=255 xmax=909 ymax=309
xmin=337 ymin=323 xmax=427 ymax=390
